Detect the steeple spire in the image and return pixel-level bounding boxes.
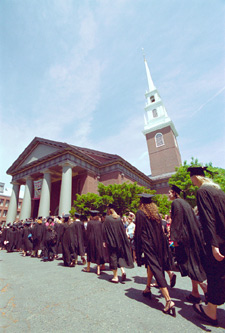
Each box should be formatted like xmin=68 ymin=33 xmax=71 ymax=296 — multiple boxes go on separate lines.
xmin=142 ymin=51 xmax=156 ymax=92
xmin=141 ymin=52 xmax=182 ymax=179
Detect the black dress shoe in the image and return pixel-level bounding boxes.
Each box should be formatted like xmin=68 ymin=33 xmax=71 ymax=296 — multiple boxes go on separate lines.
xmin=186 ymin=293 xmax=201 ymax=304
xmin=142 ymin=289 xmax=152 ymax=299
xmin=193 ymin=304 xmax=218 ymax=326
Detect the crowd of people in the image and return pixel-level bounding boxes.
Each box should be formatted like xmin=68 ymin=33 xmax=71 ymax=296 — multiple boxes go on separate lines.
xmin=0 ymin=166 xmax=224 ymax=326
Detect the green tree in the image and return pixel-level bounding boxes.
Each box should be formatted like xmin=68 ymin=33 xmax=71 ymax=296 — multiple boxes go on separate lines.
xmin=70 ymin=181 xmax=172 ymax=217
xmin=168 ymin=158 xmax=225 ymax=207
xmin=154 ymin=194 xmax=171 ymax=216
xmin=98 ymin=182 xmax=155 ymax=216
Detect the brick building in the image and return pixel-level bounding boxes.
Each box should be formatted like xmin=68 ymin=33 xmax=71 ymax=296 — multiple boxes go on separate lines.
xmin=6 ymin=137 xmax=152 ymax=223
xmin=0 ymin=193 xmax=23 ymax=225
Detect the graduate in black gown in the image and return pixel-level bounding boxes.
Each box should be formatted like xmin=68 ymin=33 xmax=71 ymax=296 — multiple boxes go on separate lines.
xmin=169 ymin=185 xmax=207 ymax=303
xmin=188 ymin=166 xmax=225 ymax=326
xmin=135 ymin=194 xmax=176 ymax=316
xmin=42 ymin=217 xmax=57 ymax=261
xmin=73 ymin=213 xmax=86 ymax=265
xmin=22 ymin=221 xmax=33 ymax=256
xmin=103 ymin=204 xmax=134 ymax=283
xmin=83 ymin=210 xmax=106 ymax=275
xmin=61 ymin=214 xmax=77 ymax=267
xmin=31 ymin=218 xmax=45 ymax=257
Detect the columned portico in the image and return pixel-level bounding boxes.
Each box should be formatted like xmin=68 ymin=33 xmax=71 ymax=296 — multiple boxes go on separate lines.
xmin=38 ymin=170 xmax=51 ymax=217
xmin=6 ymin=137 xmax=152 ymax=217
xmin=20 ymin=176 xmax=33 ymax=221
xmin=59 ymin=162 xmax=76 ymax=215
xmin=6 ymin=182 xmax=20 ymax=224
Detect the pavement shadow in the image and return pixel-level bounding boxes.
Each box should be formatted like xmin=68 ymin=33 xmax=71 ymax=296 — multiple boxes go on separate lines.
xmin=124 ymin=286 xmax=167 ymax=312
xmin=166 ymin=286 xmax=225 ymax=331
xmin=125 ymin=284 xmax=225 ymax=331
xmin=132 ymin=275 xmax=147 ymax=285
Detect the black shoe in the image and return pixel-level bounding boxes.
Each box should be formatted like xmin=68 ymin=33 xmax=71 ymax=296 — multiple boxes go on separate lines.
xmin=121 ymin=273 xmax=126 ymax=282
xmin=186 ymin=293 xmax=201 ymax=304
xmin=193 ymin=304 xmax=218 ymax=326
xmin=142 ymin=289 xmax=152 ymax=299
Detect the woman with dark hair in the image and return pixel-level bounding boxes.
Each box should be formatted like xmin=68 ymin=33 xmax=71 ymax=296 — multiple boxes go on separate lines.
xmin=103 ymin=204 xmax=134 ymax=283
xmin=135 ymin=194 xmax=176 ymax=316
xmin=188 ymin=166 xmax=225 ymax=326
xmin=169 ymin=185 xmax=207 ymax=304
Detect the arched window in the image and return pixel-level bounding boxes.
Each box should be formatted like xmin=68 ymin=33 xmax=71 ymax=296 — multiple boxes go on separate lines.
xmin=155 ymin=133 xmax=164 ymax=147
xmin=152 ymin=109 xmax=158 ymax=118
xmin=150 ymin=95 xmax=155 ymax=103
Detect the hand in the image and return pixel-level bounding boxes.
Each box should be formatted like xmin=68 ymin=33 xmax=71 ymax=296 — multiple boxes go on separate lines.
xmin=103 ymin=242 xmax=106 ymax=248
xmin=212 ymin=246 xmax=225 ymax=261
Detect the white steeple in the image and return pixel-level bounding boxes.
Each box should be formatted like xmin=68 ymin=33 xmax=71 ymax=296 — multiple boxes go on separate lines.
xmin=142 ymin=56 xmax=178 ymax=137
xmin=144 ymin=56 xmax=156 ymax=92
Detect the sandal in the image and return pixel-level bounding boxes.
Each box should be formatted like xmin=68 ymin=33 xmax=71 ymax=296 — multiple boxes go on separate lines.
xmin=109 ymin=278 xmax=119 ymax=284
xmin=163 ymin=300 xmax=176 ymax=317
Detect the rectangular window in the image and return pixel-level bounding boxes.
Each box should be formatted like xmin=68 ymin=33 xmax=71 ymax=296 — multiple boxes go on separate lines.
xmin=3 ymin=210 xmax=7 ymax=217
xmin=0 ymin=199 xmax=3 ymax=206
xmin=5 ymin=200 xmax=9 ymax=207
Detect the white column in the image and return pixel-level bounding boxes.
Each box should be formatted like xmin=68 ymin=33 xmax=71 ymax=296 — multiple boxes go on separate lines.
xmin=6 ymin=182 xmax=20 ymax=224
xmin=20 ymin=176 xmax=33 ymax=221
xmin=38 ymin=170 xmax=51 ymax=217
xmin=58 ymin=162 xmax=75 ymax=215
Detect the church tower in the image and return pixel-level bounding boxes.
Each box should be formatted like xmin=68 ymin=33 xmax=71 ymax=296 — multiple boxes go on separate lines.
xmin=143 ymin=57 xmax=182 ymax=178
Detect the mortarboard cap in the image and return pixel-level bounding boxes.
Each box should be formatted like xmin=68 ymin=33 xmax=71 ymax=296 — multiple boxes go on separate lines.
xmin=171 ymin=184 xmax=182 ymax=195
xmin=74 ymin=212 xmax=81 ymax=218
xmin=187 ymin=166 xmax=207 ymax=177
xmin=63 ymin=214 xmax=71 ymax=222
xmin=80 ymin=214 xmax=87 ymax=221
xmin=138 ymin=193 xmax=155 ymax=204
xmin=89 ymin=210 xmax=100 ymax=217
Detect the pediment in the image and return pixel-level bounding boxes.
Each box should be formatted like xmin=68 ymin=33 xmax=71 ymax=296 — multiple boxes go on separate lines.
xmin=20 ymin=143 xmax=60 ymax=167
xmin=7 ymin=137 xmax=68 ymax=174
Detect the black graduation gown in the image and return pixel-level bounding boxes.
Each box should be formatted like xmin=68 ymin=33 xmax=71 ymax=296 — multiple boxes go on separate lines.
xmin=32 ymin=223 xmax=45 ymax=251
xmin=42 ymin=225 xmax=57 ymax=260
xmin=55 ymin=222 xmax=64 ymax=255
xmin=86 ymin=219 xmax=106 ymax=265
xmin=135 ymin=210 xmax=170 ymax=288
xmin=6 ymin=227 xmax=19 ymax=252
xmin=73 ymin=220 xmax=86 ymax=257
xmin=197 ymin=185 xmax=225 ymax=305
xmin=16 ymin=227 xmax=23 ymax=250
xmin=61 ymin=223 xmax=76 ymax=266
xmin=170 ymin=198 xmax=206 ymax=282
xmin=103 ymin=215 xmax=134 ymax=269
xmin=22 ymin=226 xmax=33 ymax=252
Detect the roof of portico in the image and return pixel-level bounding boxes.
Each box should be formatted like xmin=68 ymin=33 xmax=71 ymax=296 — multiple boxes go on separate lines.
xmin=7 ymin=137 xmax=152 ymax=187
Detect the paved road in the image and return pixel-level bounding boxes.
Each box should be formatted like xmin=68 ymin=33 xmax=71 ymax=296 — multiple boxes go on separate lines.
xmin=1 ymin=250 xmax=225 ymax=333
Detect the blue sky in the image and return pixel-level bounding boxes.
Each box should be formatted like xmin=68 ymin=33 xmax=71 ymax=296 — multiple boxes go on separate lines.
xmin=1 ymin=0 xmax=225 ymax=195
